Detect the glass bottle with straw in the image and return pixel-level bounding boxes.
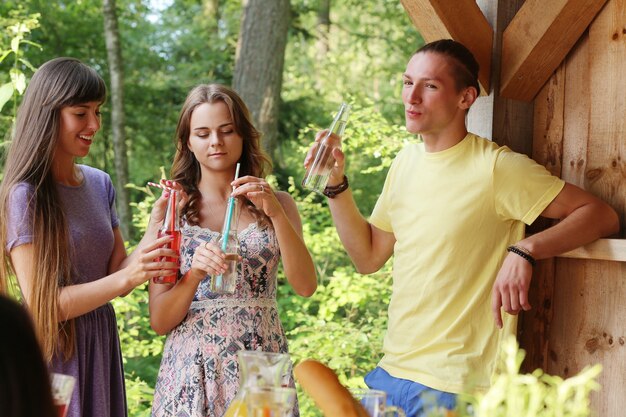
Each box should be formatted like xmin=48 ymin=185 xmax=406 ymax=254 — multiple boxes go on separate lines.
xmin=211 ymin=163 xmax=241 ymax=294
xmin=302 ymin=102 xmax=350 ymax=193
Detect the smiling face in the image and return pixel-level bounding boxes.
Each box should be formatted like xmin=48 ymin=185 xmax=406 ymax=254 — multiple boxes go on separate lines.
xmin=187 ymin=101 xmax=243 ymax=175
xmin=402 ymin=52 xmax=474 ymax=148
xmin=56 ymin=101 xmax=102 ymax=160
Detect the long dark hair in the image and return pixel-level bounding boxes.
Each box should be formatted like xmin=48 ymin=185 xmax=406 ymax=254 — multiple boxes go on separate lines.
xmin=0 ymin=57 xmax=106 ymax=361
xmin=0 ymin=295 xmax=57 ymax=417
xmin=170 ymin=84 xmax=272 ymax=226
xmin=416 ymin=39 xmax=480 ymax=93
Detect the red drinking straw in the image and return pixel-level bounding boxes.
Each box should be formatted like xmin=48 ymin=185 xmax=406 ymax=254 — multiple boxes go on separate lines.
xmin=169 ymin=190 xmax=177 ymax=231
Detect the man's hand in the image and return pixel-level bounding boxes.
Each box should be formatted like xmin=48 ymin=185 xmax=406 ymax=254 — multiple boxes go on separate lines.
xmin=303 ymin=130 xmax=346 ymax=187
xmin=491 ymin=252 xmax=533 ymax=328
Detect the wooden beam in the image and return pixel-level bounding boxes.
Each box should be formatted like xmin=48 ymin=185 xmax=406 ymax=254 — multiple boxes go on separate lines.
xmin=400 ymin=0 xmax=493 ymax=95
xmin=500 ymin=0 xmax=608 ymax=101
xmin=558 ymin=239 xmax=626 ymax=262
xmin=586 ymin=0 xmax=626 ymax=237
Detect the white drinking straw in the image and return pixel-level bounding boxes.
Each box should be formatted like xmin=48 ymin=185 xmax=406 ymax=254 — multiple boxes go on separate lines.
xmin=147 ymin=181 xmax=173 ymax=191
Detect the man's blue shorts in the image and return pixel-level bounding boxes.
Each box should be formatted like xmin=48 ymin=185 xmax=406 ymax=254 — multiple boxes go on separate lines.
xmin=364 ymin=367 xmax=457 ymax=417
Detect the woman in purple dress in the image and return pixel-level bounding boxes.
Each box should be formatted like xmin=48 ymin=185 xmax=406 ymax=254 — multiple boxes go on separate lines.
xmin=0 ymin=58 xmax=178 ymax=417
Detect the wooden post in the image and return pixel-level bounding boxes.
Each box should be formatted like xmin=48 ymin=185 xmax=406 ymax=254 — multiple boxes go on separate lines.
xmin=468 ymin=0 xmax=535 ymax=156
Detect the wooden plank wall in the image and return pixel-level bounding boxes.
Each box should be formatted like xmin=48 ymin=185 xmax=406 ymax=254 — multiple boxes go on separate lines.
xmin=527 ymin=0 xmax=626 ymax=414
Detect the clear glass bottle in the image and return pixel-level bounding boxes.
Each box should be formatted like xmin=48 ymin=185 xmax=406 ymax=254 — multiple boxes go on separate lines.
xmin=301 ymin=102 xmax=351 ymax=194
xmin=224 ymin=350 xmax=292 ymax=417
xmin=153 ymin=189 xmax=181 ymax=284
xmin=210 ymin=197 xmax=240 ymax=294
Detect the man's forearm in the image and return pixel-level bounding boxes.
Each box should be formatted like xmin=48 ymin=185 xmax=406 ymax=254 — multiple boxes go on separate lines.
xmin=327 ymin=188 xmax=386 ymax=273
xmin=521 ymin=200 xmax=619 ymax=259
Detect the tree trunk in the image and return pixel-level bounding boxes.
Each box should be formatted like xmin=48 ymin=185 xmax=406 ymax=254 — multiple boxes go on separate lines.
xmin=204 ymin=0 xmax=221 ymax=36
xmin=233 ymin=0 xmax=290 ymax=157
xmin=102 ymin=0 xmax=130 ymax=238
xmin=316 ymin=0 xmax=331 ymax=59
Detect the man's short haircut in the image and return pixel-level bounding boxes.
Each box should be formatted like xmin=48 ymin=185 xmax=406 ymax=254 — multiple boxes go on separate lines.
xmin=416 ymin=39 xmax=480 ymax=93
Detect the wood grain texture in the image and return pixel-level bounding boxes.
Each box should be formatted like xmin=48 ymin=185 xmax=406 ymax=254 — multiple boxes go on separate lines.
xmin=518 ymin=257 xmax=557 ymax=373
xmin=522 ymin=0 xmax=626 ymax=413
xmin=548 ymin=258 xmax=626 ymax=416
xmin=501 ymin=0 xmax=608 ymax=101
xmin=526 ymin=2 xmax=626 ymax=415
xmin=559 ymin=238 xmax=626 ymax=261
xmin=532 ymin=64 xmax=565 ymax=176
xmin=586 ymin=0 xmax=626 ymax=237
xmin=562 ymin=32 xmax=591 ymax=187
xmin=520 ymin=59 xmax=566 ymax=371
xmin=491 ymin=0 xmax=535 ymax=156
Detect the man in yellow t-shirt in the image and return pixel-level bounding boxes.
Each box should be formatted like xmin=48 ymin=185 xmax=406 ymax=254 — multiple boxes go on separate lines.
xmin=304 ymin=39 xmax=619 ymax=417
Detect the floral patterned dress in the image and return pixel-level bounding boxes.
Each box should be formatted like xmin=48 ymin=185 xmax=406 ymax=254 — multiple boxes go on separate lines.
xmin=151 ymin=220 xmax=298 ymax=417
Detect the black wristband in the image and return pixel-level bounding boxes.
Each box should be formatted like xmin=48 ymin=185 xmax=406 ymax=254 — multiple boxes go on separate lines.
xmin=506 ymin=245 xmax=536 ymax=266
xmin=323 ymin=175 xmax=349 ymax=198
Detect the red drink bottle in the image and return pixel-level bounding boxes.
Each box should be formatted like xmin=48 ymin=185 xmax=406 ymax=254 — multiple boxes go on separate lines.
xmin=153 ymin=189 xmax=181 ymax=284
xmin=55 ymin=403 xmax=68 ymax=417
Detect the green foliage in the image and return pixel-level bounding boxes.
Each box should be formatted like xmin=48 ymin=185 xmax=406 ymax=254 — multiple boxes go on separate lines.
xmin=426 ymin=337 xmax=602 ymax=417
xmin=284 ymin=0 xmax=421 ymax=123
xmin=113 ymin=285 xmax=164 ymax=416
xmin=2 ymin=2 xmax=418 ymax=416
xmin=469 ymin=337 xmax=601 ymax=417
xmin=112 ymin=185 xmax=166 ymax=416
xmin=0 ymin=8 xmax=40 ymax=142
xmin=266 ymin=96 xmax=410 ymax=416
xmin=281 ymin=98 xmax=413 ymax=216
xmin=1 ymin=3 xmax=606 ymax=417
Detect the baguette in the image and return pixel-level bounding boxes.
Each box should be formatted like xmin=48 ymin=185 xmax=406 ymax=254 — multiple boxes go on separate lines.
xmin=294 ymin=359 xmax=370 ymax=417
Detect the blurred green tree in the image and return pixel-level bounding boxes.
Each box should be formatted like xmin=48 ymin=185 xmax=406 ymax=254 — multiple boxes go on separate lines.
xmin=0 ymin=8 xmax=40 ymax=144
xmin=1 ymin=1 xmax=420 ymax=415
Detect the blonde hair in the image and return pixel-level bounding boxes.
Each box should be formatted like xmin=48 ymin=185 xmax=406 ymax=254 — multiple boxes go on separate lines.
xmin=0 ymin=57 xmax=106 ymax=361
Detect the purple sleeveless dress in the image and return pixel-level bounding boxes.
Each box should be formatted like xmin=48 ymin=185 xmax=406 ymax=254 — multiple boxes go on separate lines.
xmin=6 ymin=165 xmax=127 ymax=417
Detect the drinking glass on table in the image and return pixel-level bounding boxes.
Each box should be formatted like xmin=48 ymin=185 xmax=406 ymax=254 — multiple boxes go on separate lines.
xmin=51 ymin=373 xmax=75 ymax=417
xmin=350 ymin=388 xmax=406 ymax=417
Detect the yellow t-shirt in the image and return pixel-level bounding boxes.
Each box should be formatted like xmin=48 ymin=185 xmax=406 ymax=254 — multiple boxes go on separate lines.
xmin=369 ymin=133 xmax=564 ymax=394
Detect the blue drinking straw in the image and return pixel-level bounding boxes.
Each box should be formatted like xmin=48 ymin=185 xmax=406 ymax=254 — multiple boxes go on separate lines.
xmin=221 ymin=163 xmax=241 ymax=251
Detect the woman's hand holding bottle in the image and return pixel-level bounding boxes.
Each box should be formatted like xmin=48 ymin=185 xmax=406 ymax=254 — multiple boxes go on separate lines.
xmin=147 ymin=180 xmax=188 ymax=231
xmin=187 ymin=241 xmax=232 ymax=283
xmin=124 ymin=234 xmax=179 ymax=288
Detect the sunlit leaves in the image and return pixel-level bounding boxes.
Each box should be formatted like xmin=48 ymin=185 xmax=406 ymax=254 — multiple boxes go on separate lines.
xmin=0 ymin=8 xmax=41 ymax=140
xmin=0 ymin=82 xmax=13 ymax=113
xmin=432 ymin=337 xmax=603 ymax=417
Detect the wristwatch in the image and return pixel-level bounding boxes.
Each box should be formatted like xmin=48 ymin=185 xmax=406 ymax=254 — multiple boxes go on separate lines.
xmin=322 ymin=175 xmax=349 ymax=198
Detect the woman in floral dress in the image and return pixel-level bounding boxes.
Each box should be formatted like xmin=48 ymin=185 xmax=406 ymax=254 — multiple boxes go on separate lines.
xmin=149 ymin=84 xmax=317 ymax=417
